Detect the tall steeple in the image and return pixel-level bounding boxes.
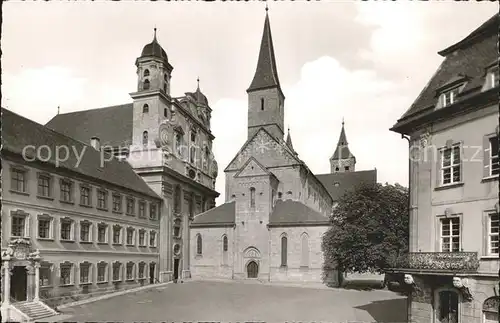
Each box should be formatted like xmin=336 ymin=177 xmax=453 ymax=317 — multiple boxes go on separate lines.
xmin=247 ymin=8 xmax=286 ymax=140
xmin=330 ymin=120 xmax=356 ymax=173
xmin=247 ymin=9 xmax=282 ymax=95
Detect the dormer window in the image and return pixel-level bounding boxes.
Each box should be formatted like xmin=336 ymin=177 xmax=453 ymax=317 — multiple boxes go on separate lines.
xmin=486 ymin=66 xmax=499 ymax=89
xmin=441 ymin=87 xmax=460 ymax=108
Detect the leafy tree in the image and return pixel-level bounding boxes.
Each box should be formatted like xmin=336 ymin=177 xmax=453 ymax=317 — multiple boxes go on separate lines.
xmin=321 ymin=182 xmax=409 ymax=286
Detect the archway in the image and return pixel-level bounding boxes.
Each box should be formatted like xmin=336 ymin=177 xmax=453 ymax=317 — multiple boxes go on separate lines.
xmin=247 ymin=261 xmax=258 ymax=278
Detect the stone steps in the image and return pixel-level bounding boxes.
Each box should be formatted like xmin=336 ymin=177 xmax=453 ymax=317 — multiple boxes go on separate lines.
xmin=13 ymin=301 xmax=58 ymax=321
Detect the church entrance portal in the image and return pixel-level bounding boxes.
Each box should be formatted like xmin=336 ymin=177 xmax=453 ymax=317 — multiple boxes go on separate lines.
xmin=10 ymin=266 xmax=27 ymax=302
xmin=247 ymin=261 xmax=258 ymax=278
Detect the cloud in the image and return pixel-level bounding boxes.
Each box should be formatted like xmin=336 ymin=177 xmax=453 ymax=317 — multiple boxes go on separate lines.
xmin=2 ymin=67 xmax=88 ymax=124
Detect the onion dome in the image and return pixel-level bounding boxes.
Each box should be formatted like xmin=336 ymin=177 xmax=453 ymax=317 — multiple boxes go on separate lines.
xmin=140 ymin=28 xmax=168 ymax=62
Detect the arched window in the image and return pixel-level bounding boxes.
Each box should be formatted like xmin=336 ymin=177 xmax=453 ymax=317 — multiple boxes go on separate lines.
xmin=175 ymin=132 xmax=183 ymax=156
xmin=164 ymin=108 xmax=168 ymax=118
xmin=142 ymin=131 xmax=148 ymax=146
xmin=190 ymin=146 xmax=196 ymax=164
xmin=144 ymin=69 xmax=150 ymax=77
xmin=163 ymin=83 xmax=167 ymax=93
xmin=260 ymin=98 xmax=264 ymax=111
xmin=335 ymin=167 xmax=339 ymax=172
xmin=281 ymin=235 xmax=287 ymax=267
xmin=143 ymin=79 xmax=150 ymax=90
xmin=250 ymin=187 xmax=256 ymax=208
xmin=196 ymin=234 xmax=202 ymax=255
xmin=164 ymin=73 xmax=168 ymax=81
xmin=301 ymin=234 xmax=309 ymax=267
xmin=223 ymin=235 xmax=228 ymax=252
xmin=483 ymin=296 xmax=499 ymax=323
xmin=174 ymin=186 xmax=181 ymax=214
xmin=143 ymin=104 xmax=149 ymax=113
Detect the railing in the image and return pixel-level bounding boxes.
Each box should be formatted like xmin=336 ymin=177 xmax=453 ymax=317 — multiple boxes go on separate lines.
xmin=389 ymin=252 xmax=480 ymax=272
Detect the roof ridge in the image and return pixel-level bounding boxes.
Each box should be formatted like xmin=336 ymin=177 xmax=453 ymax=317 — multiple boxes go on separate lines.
xmin=56 ymin=103 xmax=133 ymax=116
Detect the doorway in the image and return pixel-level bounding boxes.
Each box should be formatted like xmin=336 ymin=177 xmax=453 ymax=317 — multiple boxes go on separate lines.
xmin=437 ymin=290 xmax=459 ymax=323
xmin=247 ymin=261 xmax=258 ymax=278
xmin=149 ymin=263 xmax=156 ymax=284
xmin=10 ymin=266 xmax=27 ymax=302
xmin=173 ymin=259 xmax=179 ymax=281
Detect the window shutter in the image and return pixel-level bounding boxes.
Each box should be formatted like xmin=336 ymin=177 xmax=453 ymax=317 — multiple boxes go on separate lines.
xmin=483 ymin=135 xmax=491 ymax=178
xmin=482 ymin=212 xmax=487 ymax=256
xmin=436 ymin=148 xmax=443 ymax=188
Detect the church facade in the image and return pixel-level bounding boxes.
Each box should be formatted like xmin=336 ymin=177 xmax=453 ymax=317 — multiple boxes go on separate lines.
xmin=45 ymin=29 xmax=220 ymax=283
xmin=189 ymin=11 xmax=377 ymax=283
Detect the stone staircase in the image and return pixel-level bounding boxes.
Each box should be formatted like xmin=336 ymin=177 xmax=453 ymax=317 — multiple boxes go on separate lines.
xmin=12 ymin=301 xmax=59 ymax=321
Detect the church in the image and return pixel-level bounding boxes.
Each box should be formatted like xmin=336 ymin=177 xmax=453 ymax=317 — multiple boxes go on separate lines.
xmin=189 ymin=10 xmax=376 ymax=283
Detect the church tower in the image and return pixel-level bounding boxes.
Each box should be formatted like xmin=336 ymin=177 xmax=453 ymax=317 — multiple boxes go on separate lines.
xmin=247 ymin=9 xmax=285 ymax=141
xmin=130 ymin=29 xmax=174 ymax=151
xmin=330 ymin=120 xmax=356 ymax=173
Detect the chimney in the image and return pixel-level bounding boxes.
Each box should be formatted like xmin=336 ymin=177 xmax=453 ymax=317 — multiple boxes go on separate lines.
xmin=90 ymin=137 xmax=101 ymax=150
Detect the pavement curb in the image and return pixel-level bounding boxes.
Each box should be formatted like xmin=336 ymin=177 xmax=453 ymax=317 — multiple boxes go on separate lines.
xmin=57 ymin=282 xmax=172 ymax=310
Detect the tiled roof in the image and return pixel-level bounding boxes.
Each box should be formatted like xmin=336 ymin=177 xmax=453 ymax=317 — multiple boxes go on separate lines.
xmin=3 ymin=108 xmax=160 ymax=199
xmin=247 ymin=12 xmax=282 ymax=93
xmin=269 ymin=199 xmax=329 ymax=226
xmin=392 ymin=14 xmax=498 ymax=130
xmin=45 ymin=104 xmax=133 ymax=148
xmin=316 ymin=169 xmax=377 ymax=202
xmin=190 ymin=201 xmax=235 ymax=227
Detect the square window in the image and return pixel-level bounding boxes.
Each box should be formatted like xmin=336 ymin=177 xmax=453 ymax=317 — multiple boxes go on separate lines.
xmin=60 ymin=180 xmax=73 ymax=202
xmin=149 ymin=203 xmax=157 ymax=220
xmin=489 ymin=213 xmax=499 ymax=255
xmin=139 ymin=230 xmax=145 ymax=246
xmin=490 ymin=136 xmax=499 ymax=176
xmin=126 ymin=228 xmax=134 ymax=245
xmin=98 ymin=224 xmax=107 ymax=243
xmin=80 ymin=186 xmax=91 ymax=206
xmin=60 ymin=220 xmax=72 ymax=240
xmin=441 ymin=217 xmax=460 ymax=252
xmin=126 ymin=198 xmax=135 ymax=215
xmin=112 ymin=263 xmax=121 ymax=281
xmin=441 ymin=146 xmax=461 ymax=185
xmin=11 ymin=168 xmax=27 ymax=193
xmin=149 ymin=231 xmax=156 ymax=247
xmin=37 ymin=174 xmax=51 ymax=197
xmin=80 ymin=264 xmax=90 ymax=284
xmin=39 ymin=265 xmax=51 ymax=286
xmin=126 ymin=263 xmax=134 ymax=280
xmin=139 ymin=202 xmax=146 ymax=218
xmin=80 ymin=222 xmax=91 ymax=242
xmin=60 ymin=265 xmax=72 ymax=285
xmin=97 ymin=190 xmax=108 ymax=209
xmin=112 ymin=194 xmax=122 ymax=213
xmin=113 ymin=227 xmax=121 ymax=244
xmin=11 ymin=216 xmax=26 ymax=237
xmin=38 ymin=218 xmax=51 ymax=239
xmin=97 ymin=263 xmax=107 ymax=282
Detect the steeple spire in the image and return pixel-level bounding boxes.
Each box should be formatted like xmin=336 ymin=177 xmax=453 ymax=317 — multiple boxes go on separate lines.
xmin=286 ymin=127 xmax=294 ymax=150
xmin=197 ymin=76 xmax=200 ymax=90
xmin=247 ymin=9 xmax=282 ymax=93
xmin=330 ymin=120 xmax=356 ymax=173
xmin=153 ymin=27 xmax=157 ymax=41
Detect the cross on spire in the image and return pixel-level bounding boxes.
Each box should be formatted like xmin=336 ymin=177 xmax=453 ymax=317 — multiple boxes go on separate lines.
xmin=197 ymin=77 xmax=200 ymax=90
xmin=265 ymin=1 xmax=268 ymax=12
xmin=153 ymin=26 xmax=157 ymax=40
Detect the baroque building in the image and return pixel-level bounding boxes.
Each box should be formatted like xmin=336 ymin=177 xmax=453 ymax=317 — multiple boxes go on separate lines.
xmin=45 ymin=29 xmax=220 ymax=283
xmin=1 ymin=109 xmax=163 ymax=321
xmin=388 ymin=14 xmax=499 ymax=323
xmin=189 ymin=10 xmax=376 ymax=283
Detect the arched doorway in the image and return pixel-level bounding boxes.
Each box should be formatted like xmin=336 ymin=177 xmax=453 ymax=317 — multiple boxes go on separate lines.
xmin=247 ymin=261 xmax=258 ymax=278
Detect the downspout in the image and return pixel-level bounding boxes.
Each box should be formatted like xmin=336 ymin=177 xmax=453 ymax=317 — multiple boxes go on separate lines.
xmin=401 ymin=134 xmax=411 ymax=256
xmin=401 ymin=133 xmax=412 ymax=323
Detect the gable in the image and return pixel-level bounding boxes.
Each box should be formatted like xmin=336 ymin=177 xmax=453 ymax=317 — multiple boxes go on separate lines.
xmin=225 ymin=128 xmax=300 ymax=172
xmin=235 ymin=157 xmax=270 ymax=178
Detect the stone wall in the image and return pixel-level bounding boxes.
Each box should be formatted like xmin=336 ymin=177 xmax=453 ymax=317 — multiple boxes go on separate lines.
xmin=269 ymin=226 xmax=327 ymax=283
xmin=190 ymin=227 xmax=234 ymax=279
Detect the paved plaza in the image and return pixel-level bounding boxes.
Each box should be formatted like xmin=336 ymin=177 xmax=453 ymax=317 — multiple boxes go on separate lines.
xmin=56 ymin=280 xmax=407 ymax=323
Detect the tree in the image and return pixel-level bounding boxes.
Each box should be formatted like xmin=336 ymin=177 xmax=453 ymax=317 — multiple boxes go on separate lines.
xmin=321 ymin=182 xmax=409 ymax=286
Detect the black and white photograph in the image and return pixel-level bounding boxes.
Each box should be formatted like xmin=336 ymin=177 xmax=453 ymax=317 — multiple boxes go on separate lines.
xmin=1 ymin=1 xmax=498 ymax=322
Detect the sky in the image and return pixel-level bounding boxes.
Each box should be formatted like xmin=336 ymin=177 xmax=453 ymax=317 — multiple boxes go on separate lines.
xmin=2 ymin=1 xmax=497 ymax=205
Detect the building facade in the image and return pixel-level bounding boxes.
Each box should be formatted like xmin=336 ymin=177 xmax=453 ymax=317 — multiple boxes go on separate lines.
xmin=45 ymin=29 xmax=220 ymax=283
xmin=389 ymin=15 xmax=499 ymax=323
xmin=189 ymin=11 xmax=376 ymax=284
xmin=1 ymin=109 xmax=163 ymax=321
